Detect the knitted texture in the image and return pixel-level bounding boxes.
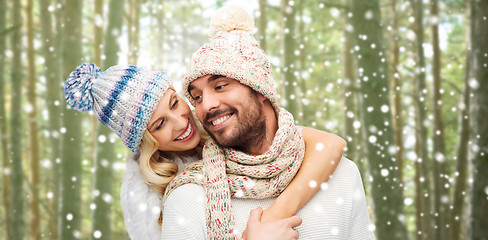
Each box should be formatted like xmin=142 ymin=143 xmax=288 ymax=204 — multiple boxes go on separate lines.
xmin=165 ymin=108 xmax=305 ymax=239
xmin=183 ymin=5 xmax=279 ymax=112
xmin=64 ymin=63 xmax=171 ymax=152
xmin=162 ymin=159 xmax=376 ymax=240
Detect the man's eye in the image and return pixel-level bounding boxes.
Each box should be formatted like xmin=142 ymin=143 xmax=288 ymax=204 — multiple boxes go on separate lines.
xmin=193 ymin=95 xmax=202 ymax=101
xmin=215 ymin=84 xmax=226 ymax=90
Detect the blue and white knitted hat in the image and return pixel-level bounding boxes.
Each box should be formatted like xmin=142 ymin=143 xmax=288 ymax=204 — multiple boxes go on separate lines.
xmin=64 ymin=63 xmax=171 ymax=152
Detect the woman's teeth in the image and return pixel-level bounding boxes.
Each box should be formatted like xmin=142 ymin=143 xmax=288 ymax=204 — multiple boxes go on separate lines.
xmin=176 ymin=123 xmax=192 ymax=140
xmin=212 ymin=114 xmax=231 ymax=126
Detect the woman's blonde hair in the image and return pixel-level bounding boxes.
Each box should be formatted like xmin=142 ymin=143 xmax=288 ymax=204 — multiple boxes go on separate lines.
xmin=137 ymin=111 xmax=207 ymax=195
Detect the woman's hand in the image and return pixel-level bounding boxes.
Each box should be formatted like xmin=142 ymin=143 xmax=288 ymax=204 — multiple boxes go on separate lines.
xmin=242 ymin=207 xmax=301 ymax=240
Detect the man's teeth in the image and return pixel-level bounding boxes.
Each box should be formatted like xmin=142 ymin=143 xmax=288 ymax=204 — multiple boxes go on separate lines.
xmin=212 ymin=115 xmax=231 ymax=126
xmin=176 ymin=124 xmax=191 ymax=140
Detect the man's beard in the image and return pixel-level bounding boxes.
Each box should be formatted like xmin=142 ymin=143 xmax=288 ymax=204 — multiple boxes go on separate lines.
xmin=202 ymin=92 xmax=267 ymax=153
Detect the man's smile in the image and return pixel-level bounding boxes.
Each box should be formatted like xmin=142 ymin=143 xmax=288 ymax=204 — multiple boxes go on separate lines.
xmin=208 ymin=113 xmax=234 ymax=130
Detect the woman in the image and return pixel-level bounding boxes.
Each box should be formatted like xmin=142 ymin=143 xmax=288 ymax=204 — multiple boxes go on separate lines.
xmin=64 ymin=63 xmax=346 ymax=239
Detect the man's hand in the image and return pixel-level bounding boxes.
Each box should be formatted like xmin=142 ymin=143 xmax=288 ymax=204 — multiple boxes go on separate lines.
xmin=242 ymin=207 xmax=302 ymax=240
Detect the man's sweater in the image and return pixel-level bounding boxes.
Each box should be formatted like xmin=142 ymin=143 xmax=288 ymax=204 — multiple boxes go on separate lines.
xmin=161 ymin=158 xmax=375 ymax=239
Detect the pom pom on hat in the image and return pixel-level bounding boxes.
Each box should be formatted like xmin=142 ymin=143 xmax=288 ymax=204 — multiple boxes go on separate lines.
xmin=208 ymin=5 xmax=254 ymax=38
xmin=64 ymin=63 xmax=101 ymax=112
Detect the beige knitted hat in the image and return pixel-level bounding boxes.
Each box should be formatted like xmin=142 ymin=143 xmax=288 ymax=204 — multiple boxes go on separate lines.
xmin=183 ymin=5 xmax=279 ymax=111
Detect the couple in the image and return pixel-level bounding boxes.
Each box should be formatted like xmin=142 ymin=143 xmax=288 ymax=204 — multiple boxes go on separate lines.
xmin=64 ymin=5 xmax=374 ymax=240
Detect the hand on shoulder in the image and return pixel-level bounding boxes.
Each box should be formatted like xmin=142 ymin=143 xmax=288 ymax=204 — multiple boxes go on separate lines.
xmin=242 ymin=207 xmax=302 ymax=240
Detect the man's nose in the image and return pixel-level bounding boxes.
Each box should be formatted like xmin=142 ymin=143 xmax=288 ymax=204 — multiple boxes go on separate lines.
xmin=200 ymin=91 xmax=220 ymax=113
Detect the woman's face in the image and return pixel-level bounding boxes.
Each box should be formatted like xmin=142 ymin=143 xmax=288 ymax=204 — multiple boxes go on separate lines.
xmin=147 ymin=88 xmax=201 ymax=152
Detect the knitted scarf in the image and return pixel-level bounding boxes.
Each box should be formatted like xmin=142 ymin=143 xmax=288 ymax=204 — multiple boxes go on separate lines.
xmin=164 ymin=108 xmax=304 ymax=240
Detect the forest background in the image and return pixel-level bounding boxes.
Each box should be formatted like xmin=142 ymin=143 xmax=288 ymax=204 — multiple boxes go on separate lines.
xmin=0 ymin=0 xmax=487 ymax=239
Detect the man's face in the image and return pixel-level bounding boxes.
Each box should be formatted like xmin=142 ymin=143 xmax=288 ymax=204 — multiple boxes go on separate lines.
xmin=188 ymin=75 xmax=266 ymax=150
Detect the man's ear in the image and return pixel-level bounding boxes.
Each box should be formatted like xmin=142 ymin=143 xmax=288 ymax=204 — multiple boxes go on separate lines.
xmin=257 ymin=93 xmax=267 ymax=103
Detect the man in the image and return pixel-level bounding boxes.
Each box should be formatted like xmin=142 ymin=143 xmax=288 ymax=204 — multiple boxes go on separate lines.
xmin=161 ymin=5 xmax=374 ymax=240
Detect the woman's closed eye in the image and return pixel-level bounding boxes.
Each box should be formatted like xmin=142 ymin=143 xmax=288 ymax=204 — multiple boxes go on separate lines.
xmin=171 ymin=99 xmax=179 ymax=109
xmin=155 ymin=119 xmax=165 ymax=131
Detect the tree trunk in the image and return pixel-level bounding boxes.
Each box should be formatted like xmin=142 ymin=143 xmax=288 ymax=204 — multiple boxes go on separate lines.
xmin=156 ymin=0 xmax=165 ymax=69
xmin=10 ymin=0 xmax=24 ymax=238
xmin=90 ymin=0 xmax=105 ymax=182
xmin=127 ymin=0 xmax=140 ymax=64
xmin=411 ymin=0 xmax=435 ymax=238
xmin=297 ymin=0 xmax=308 ymax=125
xmin=450 ymin=35 xmax=470 ymax=240
xmin=59 ymin=1 xmax=84 ymax=239
xmin=342 ymin=10 xmax=367 ymax=182
xmin=26 ymin=0 xmax=41 ymax=238
xmin=349 ymin=0 xmax=408 ymax=239
xmin=94 ymin=0 xmax=104 ymax=66
xmin=281 ymin=0 xmax=300 ymax=120
xmin=342 ymin=12 xmax=358 ymax=162
xmin=430 ymin=1 xmax=450 ymax=239
xmin=90 ymin=0 xmax=124 ymax=239
xmin=258 ymin=0 xmax=267 ymax=51
xmin=0 ymin=0 xmax=13 ymax=239
xmin=467 ymin=0 xmax=488 ymax=238
xmin=450 ymin=4 xmax=471 ymax=240
xmin=38 ymin=0 xmax=63 ymax=237
xmin=390 ymin=0 xmax=404 ymax=182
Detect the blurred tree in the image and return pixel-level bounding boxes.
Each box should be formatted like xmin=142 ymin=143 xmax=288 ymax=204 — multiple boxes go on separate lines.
xmin=349 ymin=0 xmax=408 ymax=239
xmin=342 ymin=10 xmax=359 ymax=162
xmin=90 ymin=0 xmax=105 ymax=180
xmin=281 ymin=0 xmax=301 ymax=121
xmin=9 ymin=0 xmax=25 ymax=238
xmin=26 ymin=0 xmax=41 ymax=238
xmin=0 ymin=0 xmax=12 ymax=239
xmin=258 ymin=0 xmax=267 ymax=51
xmin=128 ymin=0 xmax=140 ymax=64
xmin=450 ymin=3 xmax=470 ymax=240
xmin=467 ymin=0 xmax=488 ymax=238
xmin=411 ymin=0 xmax=434 ymax=238
xmin=430 ymin=0 xmax=451 ymax=238
xmin=389 ymin=0 xmax=404 ymax=182
xmin=216 ymin=0 xmax=225 ymax=8
xmin=155 ymin=0 xmax=166 ymax=69
xmin=38 ymin=0 xmax=62 ymax=237
xmin=94 ymin=0 xmax=104 ymax=67
xmin=59 ymin=0 xmax=84 ymax=239
xmin=90 ymin=0 xmax=124 ymax=239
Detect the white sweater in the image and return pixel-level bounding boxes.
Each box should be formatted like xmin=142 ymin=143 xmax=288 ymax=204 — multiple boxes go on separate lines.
xmin=120 ymin=155 xmax=197 ymax=240
xmin=161 ymin=158 xmax=375 ymax=239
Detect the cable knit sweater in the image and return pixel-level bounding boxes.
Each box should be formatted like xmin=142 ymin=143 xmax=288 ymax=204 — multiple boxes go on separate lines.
xmin=161 ymin=158 xmax=375 ymax=240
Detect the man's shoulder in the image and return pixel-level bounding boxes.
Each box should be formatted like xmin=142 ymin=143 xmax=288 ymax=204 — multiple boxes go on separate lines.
xmin=328 ymin=157 xmax=362 ymax=185
xmin=164 ymin=183 xmax=205 ymax=205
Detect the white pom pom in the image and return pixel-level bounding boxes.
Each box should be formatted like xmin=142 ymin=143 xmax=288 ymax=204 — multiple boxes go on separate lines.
xmin=208 ymin=5 xmax=254 ymax=38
